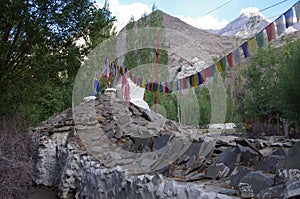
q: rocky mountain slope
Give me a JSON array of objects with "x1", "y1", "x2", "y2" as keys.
[
  {"x1": 213, "y1": 11, "x2": 270, "y2": 38},
  {"x1": 118, "y1": 10, "x2": 241, "y2": 80}
]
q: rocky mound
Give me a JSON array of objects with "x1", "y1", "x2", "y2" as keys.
[{"x1": 32, "y1": 90, "x2": 300, "y2": 198}]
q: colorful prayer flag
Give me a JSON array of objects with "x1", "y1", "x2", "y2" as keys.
[
  {"x1": 265, "y1": 22, "x2": 276, "y2": 42},
  {"x1": 159, "y1": 82, "x2": 163, "y2": 92},
  {"x1": 142, "y1": 79, "x2": 146, "y2": 88},
  {"x1": 149, "y1": 81, "x2": 153, "y2": 91},
  {"x1": 201, "y1": 67, "x2": 211, "y2": 82},
  {"x1": 178, "y1": 79, "x2": 182, "y2": 90},
  {"x1": 241, "y1": 42, "x2": 250, "y2": 58},
  {"x1": 93, "y1": 79, "x2": 101, "y2": 96},
  {"x1": 284, "y1": 7, "x2": 294, "y2": 28},
  {"x1": 216, "y1": 60, "x2": 223, "y2": 73},
  {"x1": 248, "y1": 37, "x2": 258, "y2": 56},
  {"x1": 295, "y1": 1, "x2": 300, "y2": 22},
  {"x1": 192, "y1": 74, "x2": 198, "y2": 87},
  {"x1": 197, "y1": 72, "x2": 203, "y2": 85},
  {"x1": 210, "y1": 64, "x2": 216, "y2": 77},
  {"x1": 226, "y1": 53, "x2": 234, "y2": 68},
  {"x1": 255, "y1": 30, "x2": 266, "y2": 48},
  {"x1": 165, "y1": 82, "x2": 170, "y2": 93},
  {"x1": 182, "y1": 77, "x2": 187, "y2": 89},
  {"x1": 188, "y1": 75, "x2": 193, "y2": 87},
  {"x1": 275, "y1": 15, "x2": 286, "y2": 37},
  {"x1": 232, "y1": 48, "x2": 242, "y2": 65},
  {"x1": 221, "y1": 57, "x2": 228, "y2": 72}
]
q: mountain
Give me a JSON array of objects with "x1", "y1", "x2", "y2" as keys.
[
  {"x1": 118, "y1": 10, "x2": 241, "y2": 79},
  {"x1": 214, "y1": 11, "x2": 270, "y2": 38}
]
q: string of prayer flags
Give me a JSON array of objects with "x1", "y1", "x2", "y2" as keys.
[
  {"x1": 295, "y1": 1, "x2": 300, "y2": 22},
  {"x1": 275, "y1": 15, "x2": 286, "y2": 37},
  {"x1": 97, "y1": 1, "x2": 300, "y2": 96},
  {"x1": 284, "y1": 7, "x2": 295, "y2": 28}
]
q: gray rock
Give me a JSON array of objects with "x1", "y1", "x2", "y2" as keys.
[
  {"x1": 277, "y1": 169, "x2": 300, "y2": 199},
  {"x1": 284, "y1": 141, "x2": 300, "y2": 169},
  {"x1": 238, "y1": 182, "x2": 254, "y2": 198},
  {"x1": 216, "y1": 147, "x2": 239, "y2": 172},
  {"x1": 229, "y1": 166, "x2": 251, "y2": 187},
  {"x1": 256, "y1": 184, "x2": 284, "y2": 199},
  {"x1": 240, "y1": 171, "x2": 274, "y2": 195},
  {"x1": 285, "y1": 180, "x2": 300, "y2": 199},
  {"x1": 218, "y1": 189, "x2": 239, "y2": 197},
  {"x1": 237, "y1": 144, "x2": 259, "y2": 166},
  {"x1": 255, "y1": 155, "x2": 286, "y2": 174},
  {"x1": 153, "y1": 134, "x2": 171, "y2": 150},
  {"x1": 185, "y1": 172, "x2": 205, "y2": 181},
  {"x1": 206, "y1": 163, "x2": 230, "y2": 179}
]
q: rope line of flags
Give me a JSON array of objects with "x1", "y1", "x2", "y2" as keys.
[{"x1": 94, "y1": 1, "x2": 300, "y2": 97}]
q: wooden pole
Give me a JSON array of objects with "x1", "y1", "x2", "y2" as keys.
[{"x1": 154, "y1": 28, "x2": 160, "y2": 113}]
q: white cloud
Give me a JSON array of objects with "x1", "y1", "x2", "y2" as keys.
[
  {"x1": 240, "y1": 7, "x2": 260, "y2": 15},
  {"x1": 177, "y1": 15, "x2": 228, "y2": 30},
  {"x1": 98, "y1": 0, "x2": 228, "y2": 31},
  {"x1": 98, "y1": 0, "x2": 151, "y2": 32}
]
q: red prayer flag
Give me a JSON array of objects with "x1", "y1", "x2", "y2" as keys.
[
  {"x1": 200, "y1": 67, "x2": 211, "y2": 82},
  {"x1": 182, "y1": 77, "x2": 187, "y2": 89},
  {"x1": 265, "y1": 22, "x2": 276, "y2": 42},
  {"x1": 226, "y1": 53, "x2": 234, "y2": 68}
]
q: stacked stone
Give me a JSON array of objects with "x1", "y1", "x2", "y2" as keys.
[{"x1": 31, "y1": 90, "x2": 300, "y2": 199}]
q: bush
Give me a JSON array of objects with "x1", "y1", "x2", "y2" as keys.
[{"x1": 0, "y1": 117, "x2": 33, "y2": 198}]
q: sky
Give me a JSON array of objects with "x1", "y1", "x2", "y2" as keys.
[{"x1": 97, "y1": 0, "x2": 299, "y2": 32}]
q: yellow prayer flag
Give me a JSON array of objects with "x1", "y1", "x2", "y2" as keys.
[
  {"x1": 248, "y1": 37, "x2": 258, "y2": 55},
  {"x1": 216, "y1": 61, "x2": 223, "y2": 73}
]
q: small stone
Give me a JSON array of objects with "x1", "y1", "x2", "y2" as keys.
[
  {"x1": 114, "y1": 130, "x2": 124, "y2": 139},
  {"x1": 238, "y1": 182, "x2": 254, "y2": 198}
]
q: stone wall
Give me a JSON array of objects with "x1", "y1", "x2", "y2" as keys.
[{"x1": 31, "y1": 90, "x2": 300, "y2": 199}]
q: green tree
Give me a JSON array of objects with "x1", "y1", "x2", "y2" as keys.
[
  {"x1": 277, "y1": 38, "x2": 300, "y2": 123},
  {"x1": 0, "y1": 0, "x2": 115, "y2": 124},
  {"x1": 195, "y1": 86, "x2": 211, "y2": 127},
  {"x1": 243, "y1": 45, "x2": 283, "y2": 124}
]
